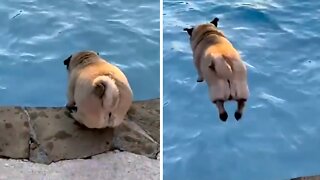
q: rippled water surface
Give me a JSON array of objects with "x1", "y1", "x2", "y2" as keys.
[
  {"x1": 0, "y1": 0, "x2": 159, "y2": 106},
  {"x1": 164, "y1": 1, "x2": 320, "y2": 179}
]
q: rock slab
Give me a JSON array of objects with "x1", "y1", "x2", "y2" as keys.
[
  {"x1": 292, "y1": 176, "x2": 320, "y2": 180},
  {"x1": 26, "y1": 107, "x2": 114, "y2": 164},
  {"x1": 0, "y1": 151, "x2": 159, "y2": 180},
  {"x1": 0, "y1": 107, "x2": 29, "y2": 159},
  {"x1": 0, "y1": 99, "x2": 159, "y2": 164},
  {"x1": 127, "y1": 99, "x2": 160, "y2": 143}
]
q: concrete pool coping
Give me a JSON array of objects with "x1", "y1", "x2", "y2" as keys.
[
  {"x1": 291, "y1": 175, "x2": 320, "y2": 180},
  {"x1": 0, "y1": 98, "x2": 160, "y2": 165},
  {"x1": 0, "y1": 151, "x2": 159, "y2": 180}
]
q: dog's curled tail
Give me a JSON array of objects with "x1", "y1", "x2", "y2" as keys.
[
  {"x1": 209, "y1": 55, "x2": 233, "y2": 79},
  {"x1": 93, "y1": 75, "x2": 119, "y2": 109}
]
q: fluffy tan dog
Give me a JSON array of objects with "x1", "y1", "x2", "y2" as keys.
[
  {"x1": 184, "y1": 18, "x2": 249, "y2": 121},
  {"x1": 63, "y1": 51, "x2": 133, "y2": 128}
]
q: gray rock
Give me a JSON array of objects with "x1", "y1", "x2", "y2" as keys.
[
  {"x1": 0, "y1": 107, "x2": 29, "y2": 159},
  {"x1": 127, "y1": 98, "x2": 160, "y2": 143},
  {"x1": 112, "y1": 119, "x2": 159, "y2": 159},
  {"x1": 25, "y1": 107, "x2": 114, "y2": 164},
  {"x1": 291, "y1": 176, "x2": 320, "y2": 180},
  {"x1": 0, "y1": 99, "x2": 159, "y2": 164},
  {"x1": 0, "y1": 151, "x2": 160, "y2": 180}
]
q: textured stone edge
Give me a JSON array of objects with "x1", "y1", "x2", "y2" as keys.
[
  {"x1": 291, "y1": 175, "x2": 320, "y2": 180},
  {"x1": 0, "y1": 151, "x2": 160, "y2": 180},
  {"x1": 0, "y1": 99, "x2": 160, "y2": 164},
  {"x1": 127, "y1": 98, "x2": 160, "y2": 144}
]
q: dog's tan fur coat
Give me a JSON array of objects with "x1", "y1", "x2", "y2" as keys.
[
  {"x1": 186, "y1": 20, "x2": 249, "y2": 121},
  {"x1": 190, "y1": 24, "x2": 249, "y2": 102},
  {"x1": 65, "y1": 51, "x2": 133, "y2": 128}
]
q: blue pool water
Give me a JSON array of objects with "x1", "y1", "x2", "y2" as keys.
[
  {"x1": 164, "y1": 1, "x2": 320, "y2": 180},
  {"x1": 0, "y1": 0, "x2": 159, "y2": 107}
]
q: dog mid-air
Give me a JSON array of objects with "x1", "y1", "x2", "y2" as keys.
[
  {"x1": 63, "y1": 51, "x2": 133, "y2": 128},
  {"x1": 184, "y1": 18, "x2": 249, "y2": 121}
]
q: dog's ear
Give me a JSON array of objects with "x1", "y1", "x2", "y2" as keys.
[
  {"x1": 210, "y1": 17, "x2": 219, "y2": 27},
  {"x1": 63, "y1": 55, "x2": 72, "y2": 69},
  {"x1": 183, "y1": 27, "x2": 194, "y2": 36}
]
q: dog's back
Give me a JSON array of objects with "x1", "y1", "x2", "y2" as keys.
[
  {"x1": 184, "y1": 18, "x2": 249, "y2": 121},
  {"x1": 201, "y1": 39, "x2": 248, "y2": 101},
  {"x1": 73, "y1": 60, "x2": 133, "y2": 128}
]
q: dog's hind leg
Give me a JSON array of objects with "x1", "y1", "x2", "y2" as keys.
[
  {"x1": 234, "y1": 99, "x2": 246, "y2": 120},
  {"x1": 230, "y1": 61, "x2": 249, "y2": 100},
  {"x1": 193, "y1": 55, "x2": 204, "y2": 82},
  {"x1": 215, "y1": 100, "x2": 228, "y2": 121},
  {"x1": 208, "y1": 79, "x2": 230, "y2": 121}
]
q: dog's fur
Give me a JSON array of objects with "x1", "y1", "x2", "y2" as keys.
[
  {"x1": 64, "y1": 51, "x2": 133, "y2": 128},
  {"x1": 184, "y1": 18, "x2": 249, "y2": 121}
]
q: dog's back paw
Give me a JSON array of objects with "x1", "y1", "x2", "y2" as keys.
[
  {"x1": 219, "y1": 112, "x2": 228, "y2": 121},
  {"x1": 234, "y1": 111, "x2": 242, "y2": 120}
]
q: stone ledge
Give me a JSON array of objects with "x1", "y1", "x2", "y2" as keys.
[
  {"x1": 0, "y1": 98, "x2": 159, "y2": 164},
  {"x1": 0, "y1": 151, "x2": 160, "y2": 180},
  {"x1": 291, "y1": 175, "x2": 320, "y2": 180}
]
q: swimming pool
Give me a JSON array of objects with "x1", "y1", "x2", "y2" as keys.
[
  {"x1": 164, "y1": 0, "x2": 320, "y2": 179},
  {"x1": 0, "y1": 0, "x2": 160, "y2": 107}
]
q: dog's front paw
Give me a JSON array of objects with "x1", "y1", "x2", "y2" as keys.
[
  {"x1": 197, "y1": 77, "x2": 204, "y2": 82},
  {"x1": 66, "y1": 103, "x2": 77, "y2": 112}
]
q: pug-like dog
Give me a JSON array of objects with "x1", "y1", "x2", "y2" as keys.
[
  {"x1": 184, "y1": 18, "x2": 249, "y2": 121},
  {"x1": 63, "y1": 51, "x2": 133, "y2": 128}
]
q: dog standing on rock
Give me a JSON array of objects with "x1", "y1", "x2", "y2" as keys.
[
  {"x1": 184, "y1": 18, "x2": 249, "y2": 121},
  {"x1": 64, "y1": 51, "x2": 133, "y2": 128}
]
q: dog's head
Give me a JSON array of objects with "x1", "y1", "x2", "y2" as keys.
[
  {"x1": 63, "y1": 51, "x2": 100, "y2": 71},
  {"x1": 183, "y1": 17, "x2": 219, "y2": 37}
]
